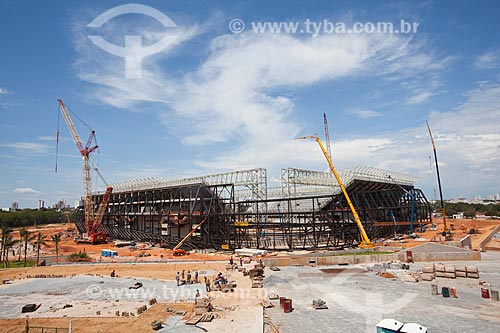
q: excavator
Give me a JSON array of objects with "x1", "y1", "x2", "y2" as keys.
[
  {"x1": 296, "y1": 134, "x2": 374, "y2": 248},
  {"x1": 57, "y1": 99, "x2": 112, "y2": 244}
]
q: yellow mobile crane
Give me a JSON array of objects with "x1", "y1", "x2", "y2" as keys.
[
  {"x1": 297, "y1": 135, "x2": 374, "y2": 248},
  {"x1": 172, "y1": 217, "x2": 208, "y2": 256}
]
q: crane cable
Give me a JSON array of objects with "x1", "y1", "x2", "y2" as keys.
[
  {"x1": 55, "y1": 107, "x2": 60, "y2": 173},
  {"x1": 55, "y1": 103, "x2": 100, "y2": 174}
]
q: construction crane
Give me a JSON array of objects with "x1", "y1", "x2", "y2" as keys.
[
  {"x1": 57, "y1": 99, "x2": 111, "y2": 243},
  {"x1": 426, "y1": 121, "x2": 450, "y2": 237},
  {"x1": 323, "y1": 113, "x2": 333, "y2": 162},
  {"x1": 296, "y1": 134, "x2": 374, "y2": 248}
]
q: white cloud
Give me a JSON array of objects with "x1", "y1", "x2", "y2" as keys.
[
  {"x1": 37, "y1": 136, "x2": 56, "y2": 141},
  {"x1": 38, "y1": 135, "x2": 72, "y2": 143},
  {"x1": 405, "y1": 91, "x2": 435, "y2": 105},
  {"x1": 348, "y1": 109, "x2": 383, "y2": 119},
  {"x1": 364, "y1": 83, "x2": 500, "y2": 197},
  {"x1": 13, "y1": 187, "x2": 40, "y2": 194},
  {"x1": 474, "y1": 51, "x2": 498, "y2": 69},
  {"x1": 75, "y1": 16, "x2": 457, "y2": 191},
  {"x1": 0, "y1": 87, "x2": 12, "y2": 94},
  {"x1": 1, "y1": 142, "x2": 51, "y2": 153}
]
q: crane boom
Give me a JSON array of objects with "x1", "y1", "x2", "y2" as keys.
[
  {"x1": 426, "y1": 121, "x2": 448, "y2": 235},
  {"x1": 173, "y1": 217, "x2": 208, "y2": 251},
  {"x1": 297, "y1": 135, "x2": 373, "y2": 248},
  {"x1": 323, "y1": 113, "x2": 332, "y2": 162}
]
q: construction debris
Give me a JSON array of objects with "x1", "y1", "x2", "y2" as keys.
[
  {"x1": 129, "y1": 282, "x2": 143, "y2": 289},
  {"x1": 312, "y1": 299, "x2": 328, "y2": 310},
  {"x1": 136, "y1": 305, "x2": 147, "y2": 315},
  {"x1": 398, "y1": 271, "x2": 421, "y2": 283},
  {"x1": 21, "y1": 304, "x2": 41, "y2": 313},
  {"x1": 194, "y1": 296, "x2": 214, "y2": 315},
  {"x1": 252, "y1": 281, "x2": 264, "y2": 288},
  {"x1": 379, "y1": 272, "x2": 396, "y2": 279},
  {"x1": 248, "y1": 267, "x2": 265, "y2": 279},
  {"x1": 261, "y1": 301, "x2": 275, "y2": 308},
  {"x1": 151, "y1": 320, "x2": 163, "y2": 330},
  {"x1": 186, "y1": 314, "x2": 202, "y2": 325},
  {"x1": 269, "y1": 293, "x2": 279, "y2": 300},
  {"x1": 199, "y1": 313, "x2": 216, "y2": 322}
]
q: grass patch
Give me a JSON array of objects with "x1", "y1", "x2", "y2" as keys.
[
  {"x1": 68, "y1": 251, "x2": 92, "y2": 262},
  {"x1": 329, "y1": 251, "x2": 395, "y2": 257},
  {"x1": 2, "y1": 260, "x2": 35, "y2": 268}
]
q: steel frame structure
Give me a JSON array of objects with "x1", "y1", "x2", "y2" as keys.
[
  {"x1": 78, "y1": 183, "x2": 236, "y2": 249},
  {"x1": 80, "y1": 167, "x2": 432, "y2": 250}
]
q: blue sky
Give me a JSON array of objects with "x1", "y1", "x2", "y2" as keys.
[{"x1": 1, "y1": 0, "x2": 500, "y2": 208}]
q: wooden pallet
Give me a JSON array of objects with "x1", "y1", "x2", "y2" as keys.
[{"x1": 186, "y1": 315, "x2": 203, "y2": 325}]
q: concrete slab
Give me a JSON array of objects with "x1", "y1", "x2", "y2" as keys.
[
  {"x1": 264, "y1": 251, "x2": 500, "y2": 333},
  {"x1": 0, "y1": 276, "x2": 203, "y2": 318}
]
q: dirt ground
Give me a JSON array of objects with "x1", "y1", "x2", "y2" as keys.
[
  {"x1": 381, "y1": 218, "x2": 500, "y2": 250},
  {"x1": 0, "y1": 261, "x2": 262, "y2": 333},
  {"x1": 6, "y1": 223, "x2": 228, "y2": 263},
  {"x1": 0, "y1": 261, "x2": 227, "y2": 281},
  {"x1": 0, "y1": 302, "x2": 194, "y2": 333}
]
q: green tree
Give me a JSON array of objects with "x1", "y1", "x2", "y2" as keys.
[
  {"x1": 51, "y1": 233, "x2": 62, "y2": 262},
  {"x1": 0, "y1": 210, "x2": 65, "y2": 228},
  {"x1": 0, "y1": 221, "x2": 12, "y2": 267},
  {"x1": 2, "y1": 235, "x2": 18, "y2": 267},
  {"x1": 33, "y1": 232, "x2": 48, "y2": 266},
  {"x1": 20, "y1": 229, "x2": 36, "y2": 267}
]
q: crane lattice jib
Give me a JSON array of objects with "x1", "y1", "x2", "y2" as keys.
[
  {"x1": 57, "y1": 99, "x2": 98, "y2": 236},
  {"x1": 93, "y1": 186, "x2": 112, "y2": 234}
]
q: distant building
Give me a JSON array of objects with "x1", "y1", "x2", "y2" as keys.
[
  {"x1": 52, "y1": 198, "x2": 66, "y2": 210},
  {"x1": 10, "y1": 202, "x2": 19, "y2": 211},
  {"x1": 38, "y1": 200, "x2": 45, "y2": 209},
  {"x1": 449, "y1": 197, "x2": 468, "y2": 203}
]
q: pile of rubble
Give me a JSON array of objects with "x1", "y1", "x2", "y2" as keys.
[
  {"x1": 242, "y1": 265, "x2": 265, "y2": 288},
  {"x1": 370, "y1": 261, "x2": 410, "y2": 271},
  {"x1": 185, "y1": 296, "x2": 216, "y2": 325},
  {"x1": 312, "y1": 299, "x2": 328, "y2": 310}
]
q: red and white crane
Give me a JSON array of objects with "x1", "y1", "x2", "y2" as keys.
[{"x1": 57, "y1": 99, "x2": 111, "y2": 243}]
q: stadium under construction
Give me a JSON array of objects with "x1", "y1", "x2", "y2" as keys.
[{"x1": 74, "y1": 166, "x2": 432, "y2": 251}]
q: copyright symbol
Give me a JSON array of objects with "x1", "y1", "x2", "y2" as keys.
[
  {"x1": 86, "y1": 285, "x2": 102, "y2": 299},
  {"x1": 229, "y1": 18, "x2": 245, "y2": 33}
]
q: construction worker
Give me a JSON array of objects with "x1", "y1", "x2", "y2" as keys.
[
  {"x1": 239, "y1": 257, "x2": 243, "y2": 267},
  {"x1": 194, "y1": 270, "x2": 199, "y2": 283},
  {"x1": 205, "y1": 277, "x2": 211, "y2": 292},
  {"x1": 181, "y1": 270, "x2": 185, "y2": 280},
  {"x1": 110, "y1": 270, "x2": 116, "y2": 278},
  {"x1": 195, "y1": 289, "x2": 200, "y2": 298},
  {"x1": 175, "y1": 271, "x2": 180, "y2": 286},
  {"x1": 187, "y1": 270, "x2": 192, "y2": 284},
  {"x1": 229, "y1": 256, "x2": 234, "y2": 265}
]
